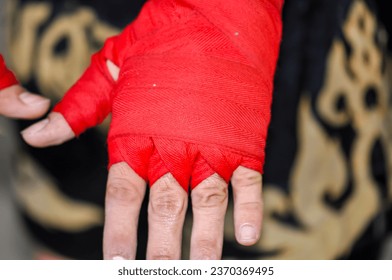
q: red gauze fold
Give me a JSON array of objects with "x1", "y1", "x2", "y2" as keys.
[
  {"x1": 0, "y1": 54, "x2": 18, "y2": 90},
  {"x1": 53, "y1": 0, "x2": 284, "y2": 191}
]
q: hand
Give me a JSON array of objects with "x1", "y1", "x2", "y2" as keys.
[
  {"x1": 22, "y1": 60, "x2": 263, "y2": 259},
  {"x1": 0, "y1": 54, "x2": 50, "y2": 119},
  {"x1": 0, "y1": 85, "x2": 50, "y2": 119},
  {"x1": 22, "y1": 0, "x2": 283, "y2": 259}
]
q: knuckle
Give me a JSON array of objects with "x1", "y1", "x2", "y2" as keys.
[
  {"x1": 150, "y1": 186, "x2": 186, "y2": 219},
  {"x1": 106, "y1": 177, "x2": 142, "y2": 204},
  {"x1": 192, "y1": 182, "x2": 228, "y2": 209},
  {"x1": 238, "y1": 200, "x2": 263, "y2": 213},
  {"x1": 232, "y1": 168, "x2": 262, "y2": 190},
  {"x1": 193, "y1": 240, "x2": 220, "y2": 260}
]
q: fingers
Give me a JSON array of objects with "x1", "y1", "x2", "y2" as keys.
[
  {"x1": 147, "y1": 173, "x2": 188, "y2": 260},
  {"x1": 103, "y1": 160, "x2": 260, "y2": 260},
  {"x1": 21, "y1": 112, "x2": 75, "y2": 147},
  {"x1": 103, "y1": 162, "x2": 146, "y2": 260},
  {"x1": 0, "y1": 85, "x2": 50, "y2": 119},
  {"x1": 190, "y1": 174, "x2": 228, "y2": 259},
  {"x1": 107, "y1": 132, "x2": 262, "y2": 260},
  {"x1": 231, "y1": 166, "x2": 263, "y2": 246},
  {"x1": 20, "y1": 59, "x2": 118, "y2": 147}
]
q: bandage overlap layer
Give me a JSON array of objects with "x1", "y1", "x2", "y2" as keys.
[{"x1": 53, "y1": 0, "x2": 283, "y2": 190}]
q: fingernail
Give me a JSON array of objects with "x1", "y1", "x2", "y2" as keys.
[
  {"x1": 19, "y1": 92, "x2": 49, "y2": 106},
  {"x1": 112, "y1": 256, "x2": 126, "y2": 260},
  {"x1": 240, "y1": 224, "x2": 257, "y2": 242},
  {"x1": 21, "y1": 119, "x2": 49, "y2": 135}
]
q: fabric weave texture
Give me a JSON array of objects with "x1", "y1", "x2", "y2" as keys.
[{"x1": 53, "y1": 0, "x2": 283, "y2": 190}]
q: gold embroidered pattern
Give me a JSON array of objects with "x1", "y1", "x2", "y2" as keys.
[{"x1": 224, "y1": 0, "x2": 390, "y2": 259}]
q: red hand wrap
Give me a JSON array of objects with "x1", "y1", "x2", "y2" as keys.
[
  {"x1": 53, "y1": 0, "x2": 283, "y2": 191},
  {"x1": 0, "y1": 54, "x2": 18, "y2": 90}
]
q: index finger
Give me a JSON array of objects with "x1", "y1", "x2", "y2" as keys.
[{"x1": 103, "y1": 162, "x2": 146, "y2": 260}]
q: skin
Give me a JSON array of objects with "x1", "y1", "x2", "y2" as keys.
[
  {"x1": 16, "y1": 61, "x2": 264, "y2": 260},
  {"x1": 0, "y1": 85, "x2": 50, "y2": 119}
]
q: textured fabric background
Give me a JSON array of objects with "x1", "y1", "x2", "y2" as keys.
[
  {"x1": 1, "y1": 0, "x2": 392, "y2": 260},
  {"x1": 0, "y1": 0, "x2": 34, "y2": 259}
]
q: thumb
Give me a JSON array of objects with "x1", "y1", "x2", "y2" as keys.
[
  {"x1": 22, "y1": 60, "x2": 119, "y2": 148},
  {"x1": 0, "y1": 85, "x2": 50, "y2": 119},
  {"x1": 21, "y1": 112, "x2": 75, "y2": 147}
]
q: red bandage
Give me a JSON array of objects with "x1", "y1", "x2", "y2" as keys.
[
  {"x1": 54, "y1": 0, "x2": 283, "y2": 191},
  {"x1": 0, "y1": 54, "x2": 18, "y2": 90}
]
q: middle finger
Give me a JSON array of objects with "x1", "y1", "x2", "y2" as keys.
[{"x1": 147, "y1": 173, "x2": 188, "y2": 259}]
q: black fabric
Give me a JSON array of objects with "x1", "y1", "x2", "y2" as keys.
[{"x1": 7, "y1": 0, "x2": 392, "y2": 259}]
